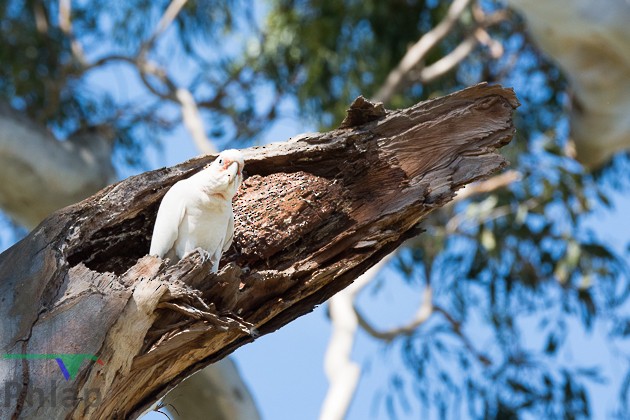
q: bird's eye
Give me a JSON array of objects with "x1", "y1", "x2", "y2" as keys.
[{"x1": 218, "y1": 158, "x2": 223, "y2": 164}]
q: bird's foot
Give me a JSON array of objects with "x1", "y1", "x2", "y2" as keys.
[{"x1": 192, "y1": 247, "x2": 211, "y2": 264}]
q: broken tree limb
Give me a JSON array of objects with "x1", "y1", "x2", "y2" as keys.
[{"x1": 0, "y1": 83, "x2": 518, "y2": 419}]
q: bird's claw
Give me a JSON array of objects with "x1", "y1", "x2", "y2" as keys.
[{"x1": 193, "y1": 247, "x2": 211, "y2": 263}]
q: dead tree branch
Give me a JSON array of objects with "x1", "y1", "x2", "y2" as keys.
[{"x1": 0, "y1": 83, "x2": 518, "y2": 419}]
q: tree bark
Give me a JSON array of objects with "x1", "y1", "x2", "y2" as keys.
[
  {"x1": 0, "y1": 83, "x2": 518, "y2": 419},
  {"x1": 0, "y1": 103, "x2": 258, "y2": 420}
]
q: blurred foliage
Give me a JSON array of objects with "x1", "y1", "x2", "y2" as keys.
[
  {"x1": 387, "y1": 137, "x2": 630, "y2": 418},
  {"x1": 262, "y1": 0, "x2": 476, "y2": 125},
  {"x1": 1, "y1": 0, "x2": 630, "y2": 418},
  {"x1": 0, "y1": 0, "x2": 269, "y2": 167}
]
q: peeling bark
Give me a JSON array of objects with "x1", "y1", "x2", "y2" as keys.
[{"x1": 0, "y1": 83, "x2": 518, "y2": 419}]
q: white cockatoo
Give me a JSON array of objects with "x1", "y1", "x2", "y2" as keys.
[{"x1": 150, "y1": 149, "x2": 244, "y2": 272}]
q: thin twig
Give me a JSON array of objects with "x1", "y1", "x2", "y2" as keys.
[
  {"x1": 454, "y1": 170, "x2": 521, "y2": 202},
  {"x1": 471, "y1": 2, "x2": 505, "y2": 58},
  {"x1": 373, "y1": 0, "x2": 472, "y2": 103},
  {"x1": 136, "y1": 60, "x2": 178, "y2": 100},
  {"x1": 176, "y1": 88, "x2": 217, "y2": 154},
  {"x1": 33, "y1": 3, "x2": 48, "y2": 33},
  {"x1": 354, "y1": 286, "x2": 433, "y2": 342},
  {"x1": 474, "y1": 27, "x2": 504, "y2": 59},
  {"x1": 143, "y1": 0, "x2": 189, "y2": 53},
  {"x1": 433, "y1": 305, "x2": 491, "y2": 365},
  {"x1": 58, "y1": 0, "x2": 87, "y2": 65},
  {"x1": 445, "y1": 196, "x2": 537, "y2": 234},
  {"x1": 417, "y1": 34, "x2": 478, "y2": 83}
]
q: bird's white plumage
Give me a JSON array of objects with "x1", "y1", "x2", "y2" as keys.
[{"x1": 150, "y1": 149, "x2": 244, "y2": 272}]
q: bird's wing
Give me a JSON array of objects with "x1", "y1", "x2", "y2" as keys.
[
  {"x1": 222, "y1": 213, "x2": 235, "y2": 253},
  {"x1": 149, "y1": 183, "x2": 187, "y2": 258}
]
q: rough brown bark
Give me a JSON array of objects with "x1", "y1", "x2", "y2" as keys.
[{"x1": 0, "y1": 83, "x2": 518, "y2": 419}]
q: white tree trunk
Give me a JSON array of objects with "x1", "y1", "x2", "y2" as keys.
[
  {"x1": 507, "y1": 0, "x2": 630, "y2": 168},
  {"x1": 161, "y1": 359, "x2": 260, "y2": 420},
  {"x1": 0, "y1": 104, "x2": 116, "y2": 228}
]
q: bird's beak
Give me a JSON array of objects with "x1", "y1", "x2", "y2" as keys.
[{"x1": 226, "y1": 161, "x2": 239, "y2": 181}]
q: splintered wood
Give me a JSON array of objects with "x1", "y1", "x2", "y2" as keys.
[{"x1": 0, "y1": 83, "x2": 518, "y2": 419}]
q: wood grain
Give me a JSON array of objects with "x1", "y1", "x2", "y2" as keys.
[{"x1": 0, "y1": 83, "x2": 518, "y2": 419}]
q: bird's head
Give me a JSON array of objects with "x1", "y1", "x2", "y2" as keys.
[{"x1": 201, "y1": 149, "x2": 245, "y2": 197}]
